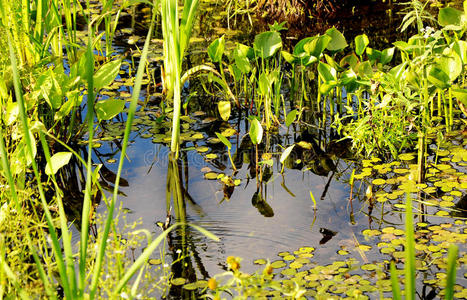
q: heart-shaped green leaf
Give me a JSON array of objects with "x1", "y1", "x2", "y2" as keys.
[
  {"x1": 254, "y1": 31, "x2": 282, "y2": 59},
  {"x1": 325, "y1": 27, "x2": 347, "y2": 51}
]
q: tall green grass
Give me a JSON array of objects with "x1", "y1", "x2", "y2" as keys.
[
  {"x1": 2, "y1": 0, "x2": 217, "y2": 297},
  {"x1": 161, "y1": 0, "x2": 199, "y2": 158}
]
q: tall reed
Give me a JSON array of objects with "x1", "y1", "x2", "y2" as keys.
[{"x1": 161, "y1": 0, "x2": 199, "y2": 158}]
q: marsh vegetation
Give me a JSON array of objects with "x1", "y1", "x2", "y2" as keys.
[{"x1": 0, "y1": 0, "x2": 466, "y2": 298}]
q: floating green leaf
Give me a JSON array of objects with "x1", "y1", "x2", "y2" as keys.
[
  {"x1": 171, "y1": 278, "x2": 187, "y2": 286},
  {"x1": 183, "y1": 280, "x2": 207, "y2": 290}
]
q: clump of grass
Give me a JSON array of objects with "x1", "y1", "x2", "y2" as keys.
[{"x1": 0, "y1": 0, "x2": 218, "y2": 297}]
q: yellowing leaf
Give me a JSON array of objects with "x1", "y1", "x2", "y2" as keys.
[{"x1": 218, "y1": 100, "x2": 231, "y2": 121}]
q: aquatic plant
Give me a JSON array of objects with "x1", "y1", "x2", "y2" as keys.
[
  {"x1": 390, "y1": 194, "x2": 459, "y2": 300},
  {"x1": 160, "y1": 0, "x2": 199, "y2": 158},
  {"x1": 333, "y1": 2, "x2": 466, "y2": 160}
]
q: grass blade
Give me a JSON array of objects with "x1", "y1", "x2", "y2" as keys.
[
  {"x1": 79, "y1": 29, "x2": 96, "y2": 295},
  {"x1": 405, "y1": 193, "x2": 416, "y2": 300},
  {"x1": 445, "y1": 244, "x2": 458, "y2": 300},
  {"x1": 390, "y1": 261, "x2": 402, "y2": 300},
  {"x1": 89, "y1": 3, "x2": 157, "y2": 297}
]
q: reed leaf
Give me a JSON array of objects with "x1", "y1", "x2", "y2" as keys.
[
  {"x1": 390, "y1": 261, "x2": 402, "y2": 300},
  {"x1": 445, "y1": 244, "x2": 458, "y2": 300},
  {"x1": 79, "y1": 30, "x2": 96, "y2": 295},
  {"x1": 405, "y1": 193, "x2": 416, "y2": 300}
]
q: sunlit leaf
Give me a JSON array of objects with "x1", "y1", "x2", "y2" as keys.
[
  {"x1": 249, "y1": 118, "x2": 263, "y2": 145},
  {"x1": 95, "y1": 98, "x2": 125, "y2": 121},
  {"x1": 45, "y1": 152, "x2": 72, "y2": 175},
  {"x1": 254, "y1": 31, "x2": 282, "y2": 59},
  {"x1": 218, "y1": 100, "x2": 231, "y2": 121},
  {"x1": 355, "y1": 34, "x2": 369, "y2": 56},
  {"x1": 215, "y1": 132, "x2": 231, "y2": 149},
  {"x1": 285, "y1": 109, "x2": 297, "y2": 127},
  {"x1": 93, "y1": 59, "x2": 122, "y2": 91},
  {"x1": 280, "y1": 145, "x2": 295, "y2": 164},
  {"x1": 325, "y1": 27, "x2": 347, "y2": 51},
  {"x1": 438, "y1": 7, "x2": 463, "y2": 27},
  {"x1": 208, "y1": 35, "x2": 225, "y2": 63}
]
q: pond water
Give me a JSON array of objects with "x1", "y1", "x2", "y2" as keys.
[{"x1": 89, "y1": 98, "x2": 467, "y2": 299}]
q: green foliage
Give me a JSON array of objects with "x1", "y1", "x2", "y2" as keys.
[
  {"x1": 0, "y1": 1, "x2": 219, "y2": 298},
  {"x1": 208, "y1": 35, "x2": 225, "y2": 63},
  {"x1": 354, "y1": 34, "x2": 369, "y2": 56},
  {"x1": 254, "y1": 31, "x2": 282, "y2": 59},
  {"x1": 45, "y1": 152, "x2": 73, "y2": 175},
  {"x1": 249, "y1": 118, "x2": 263, "y2": 145},
  {"x1": 95, "y1": 99, "x2": 125, "y2": 121},
  {"x1": 93, "y1": 59, "x2": 122, "y2": 91}
]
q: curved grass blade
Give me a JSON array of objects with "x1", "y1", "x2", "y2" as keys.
[{"x1": 89, "y1": 3, "x2": 157, "y2": 297}]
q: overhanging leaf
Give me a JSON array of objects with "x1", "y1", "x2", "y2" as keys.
[
  {"x1": 95, "y1": 98, "x2": 125, "y2": 121},
  {"x1": 45, "y1": 152, "x2": 72, "y2": 175},
  {"x1": 93, "y1": 59, "x2": 122, "y2": 91}
]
